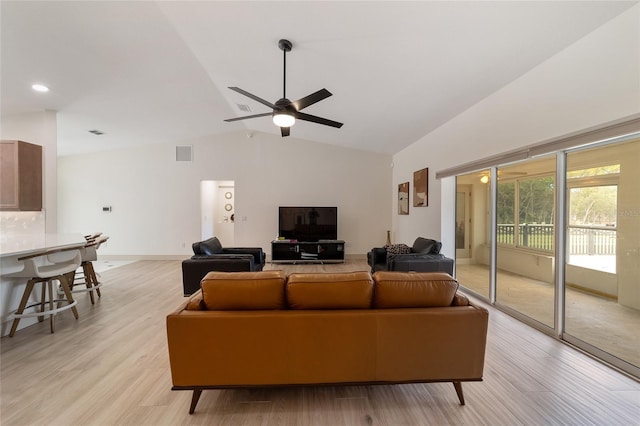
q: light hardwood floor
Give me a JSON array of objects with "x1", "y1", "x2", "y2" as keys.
[
  {"x1": 1, "y1": 260, "x2": 639, "y2": 425},
  {"x1": 456, "y1": 263, "x2": 640, "y2": 367}
]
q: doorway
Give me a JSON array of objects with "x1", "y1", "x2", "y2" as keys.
[{"x1": 200, "y1": 180, "x2": 235, "y2": 245}]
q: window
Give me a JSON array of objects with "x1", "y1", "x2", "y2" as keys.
[
  {"x1": 518, "y1": 176, "x2": 554, "y2": 251},
  {"x1": 567, "y1": 165, "x2": 619, "y2": 273},
  {"x1": 496, "y1": 172, "x2": 555, "y2": 252}
]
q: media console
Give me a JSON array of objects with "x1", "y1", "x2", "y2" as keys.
[{"x1": 271, "y1": 240, "x2": 345, "y2": 264}]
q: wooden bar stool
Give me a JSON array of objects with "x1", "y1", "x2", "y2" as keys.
[
  {"x1": 7, "y1": 247, "x2": 82, "y2": 337},
  {"x1": 69, "y1": 235, "x2": 109, "y2": 304}
]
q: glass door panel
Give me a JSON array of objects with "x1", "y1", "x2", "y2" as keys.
[
  {"x1": 565, "y1": 138, "x2": 640, "y2": 369},
  {"x1": 495, "y1": 156, "x2": 556, "y2": 328},
  {"x1": 455, "y1": 171, "x2": 491, "y2": 299}
]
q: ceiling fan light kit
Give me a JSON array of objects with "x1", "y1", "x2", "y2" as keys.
[
  {"x1": 224, "y1": 39, "x2": 343, "y2": 137},
  {"x1": 273, "y1": 112, "x2": 295, "y2": 127}
]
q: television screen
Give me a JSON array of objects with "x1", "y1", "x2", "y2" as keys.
[{"x1": 278, "y1": 207, "x2": 337, "y2": 242}]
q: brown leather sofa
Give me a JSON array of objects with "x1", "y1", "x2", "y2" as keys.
[{"x1": 166, "y1": 270, "x2": 488, "y2": 414}]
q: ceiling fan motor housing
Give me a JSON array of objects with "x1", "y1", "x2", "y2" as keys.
[{"x1": 274, "y1": 98, "x2": 294, "y2": 112}]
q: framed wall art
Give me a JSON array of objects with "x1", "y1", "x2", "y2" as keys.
[
  {"x1": 398, "y1": 182, "x2": 409, "y2": 215},
  {"x1": 413, "y1": 168, "x2": 428, "y2": 207}
]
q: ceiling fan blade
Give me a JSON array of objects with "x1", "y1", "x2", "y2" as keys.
[
  {"x1": 292, "y1": 88, "x2": 332, "y2": 111},
  {"x1": 281, "y1": 126, "x2": 290, "y2": 137},
  {"x1": 228, "y1": 87, "x2": 277, "y2": 109},
  {"x1": 296, "y1": 112, "x2": 343, "y2": 128},
  {"x1": 224, "y1": 112, "x2": 272, "y2": 122}
]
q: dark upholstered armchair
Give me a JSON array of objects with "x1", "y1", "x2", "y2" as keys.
[
  {"x1": 367, "y1": 237, "x2": 454, "y2": 274},
  {"x1": 181, "y1": 237, "x2": 265, "y2": 296}
]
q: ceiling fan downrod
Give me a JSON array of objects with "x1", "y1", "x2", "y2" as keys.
[{"x1": 279, "y1": 39, "x2": 292, "y2": 100}]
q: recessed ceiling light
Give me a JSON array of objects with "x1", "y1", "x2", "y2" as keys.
[{"x1": 32, "y1": 84, "x2": 49, "y2": 92}]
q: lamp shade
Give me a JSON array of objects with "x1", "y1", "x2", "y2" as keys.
[{"x1": 273, "y1": 112, "x2": 295, "y2": 127}]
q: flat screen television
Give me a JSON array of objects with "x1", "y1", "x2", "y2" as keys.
[{"x1": 278, "y1": 206, "x2": 337, "y2": 242}]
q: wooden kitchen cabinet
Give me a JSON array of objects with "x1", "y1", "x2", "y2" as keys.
[{"x1": 0, "y1": 140, "x2": 42, "y2": 211}]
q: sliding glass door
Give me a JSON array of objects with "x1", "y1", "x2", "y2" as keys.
[
  {"x1": 455, "y1": 170, "x2": 491, "y2": 299},
  {"x1": 450, "y1": 132, "x2": 639, "y2": 376},
  {"x1": 495, "y1": 157, "x2": 557, "y2": 328},
  {"x1": 564, "y1": 138, "x2": 640, "y2": 371}
]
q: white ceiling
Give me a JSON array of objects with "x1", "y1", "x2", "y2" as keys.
[{"x1": 1, "y1": 1, "x2": 636, "y2": 157}]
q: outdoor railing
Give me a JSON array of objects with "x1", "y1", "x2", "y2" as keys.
[
  {"x1": 567, "y1": 225, "x2": 616, "y2": 255},
  {"x1": 496, "y1": 224, "x2": 616, "y2": 254}
]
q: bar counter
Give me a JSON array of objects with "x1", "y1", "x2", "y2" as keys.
[
  {"x1": 0, "y1": 233, "x2": 85, "y2": 258},
  {"x1": 0, "y1": 233, "x2": 86, "y2": 336}
]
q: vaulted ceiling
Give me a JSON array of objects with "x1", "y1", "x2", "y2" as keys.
[{"x1": 1, "y1": 1, "x2": 635, "y2": 156}]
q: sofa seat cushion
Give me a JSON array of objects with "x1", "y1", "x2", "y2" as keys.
[
  {"x1": 201, "y1": 270, "x2": 287, "y2": 310},
  {"x1": 286, "y1": 272, "x2": 373, "y2": 309},
  {"x1": 372, "y1": 271, "x2": 459, "y2": 308}
]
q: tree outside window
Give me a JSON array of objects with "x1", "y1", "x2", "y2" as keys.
[{"x1": 497, "y1": 176, "x2": 555, "y2": 251}]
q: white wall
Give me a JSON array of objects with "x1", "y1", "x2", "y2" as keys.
[
  {"x1": 392, "y1": 4, "x2": 640, "y2": 255},
  {"x1": 1, "y1": 110, "x2": 58, "y2": 233},
  {"x1": 57, "y1": 131, "x2": 392, "y2": 258}
]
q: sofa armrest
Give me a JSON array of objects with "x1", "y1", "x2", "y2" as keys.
[
  {"x1": 191, "y1": 253, "x2": 249, "y2": 260},
  {"x1": 452, "y1": 292, "x2": 470, "y2": 306},
  {"x1": 222, "y1": 247, "x2": 265, "y2": 268},
  {"x1": 181, "y1": 256, "x2": 255, "y2": 296},
  {"x1": 185, "y1": 290, "x2": 205, "y2": 310},
  {"x1": 367, "y1": 247, "x2": 387, "y2": 267}
]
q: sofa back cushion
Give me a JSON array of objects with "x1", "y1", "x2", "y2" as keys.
[
  {"x1": 287, "y1": 272, "x2": 373, "y2": 309},
  {"x1": 201, "y1": 270, "x2": 286, "y2": 310},
  {"x1": 411, "y1": 237, "x2": 442, "y2": 254},
  {"x1": 197, "y1": 237, "x2": 224, "y2": 255},
  {"x1": 372, "y1": 271, "x2": 459, "y2": 308}
]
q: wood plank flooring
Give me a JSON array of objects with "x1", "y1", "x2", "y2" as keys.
[
  {"x1": 457, "y1": 263, "x2": 640, "y2": 367},
  {"x1": 1, "y1": 260, "x2": 638, "y2": 425}
]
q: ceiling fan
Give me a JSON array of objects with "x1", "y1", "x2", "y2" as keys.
[{"x1": 224, "y1": 39, "x2": 343, "y2": 137}]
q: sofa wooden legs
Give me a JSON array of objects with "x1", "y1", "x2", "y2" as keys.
[
  {"x1": 183, "y1": 383, "x2": 467, "y2": 414},
  {"x1": 452, "y1": 381, "x2": 465, "y2": 405},
  {"x1": 189, "y1": 389, "x2": 202, "y2": 414}
]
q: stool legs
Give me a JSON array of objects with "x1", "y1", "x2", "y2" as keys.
[
  {"x1": 88, "y1": 263, "x2": 101, "y2": 298},
  {"x1": 58, "y1": 274, "x2": 79, "y2": 320},
  {"x1": 9, "y1": 279, "x2": 37, "y2": 337},
  {"x1": 72, "y1": 262, "x2": 101, "y2": 304},
  {"x1": 48, "y1": 280, "x2": 56, "y2": 333},
  {"x1": 39, "y1": 280, "x2": 47, "y2": 322},
  {"x1": 9, "y1": 275, "x2": 79, "y2": 337}
]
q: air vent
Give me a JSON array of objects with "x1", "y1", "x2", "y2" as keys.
[
  {"x1": 88, "y1": 129, "x2": 105, "y2": 135},
  {"x1": 176, "y1": 145, "x2": 193, "y2": 162},
  {"x1": 237, "y1": 104, "x2": 252, "y2": 113}
]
